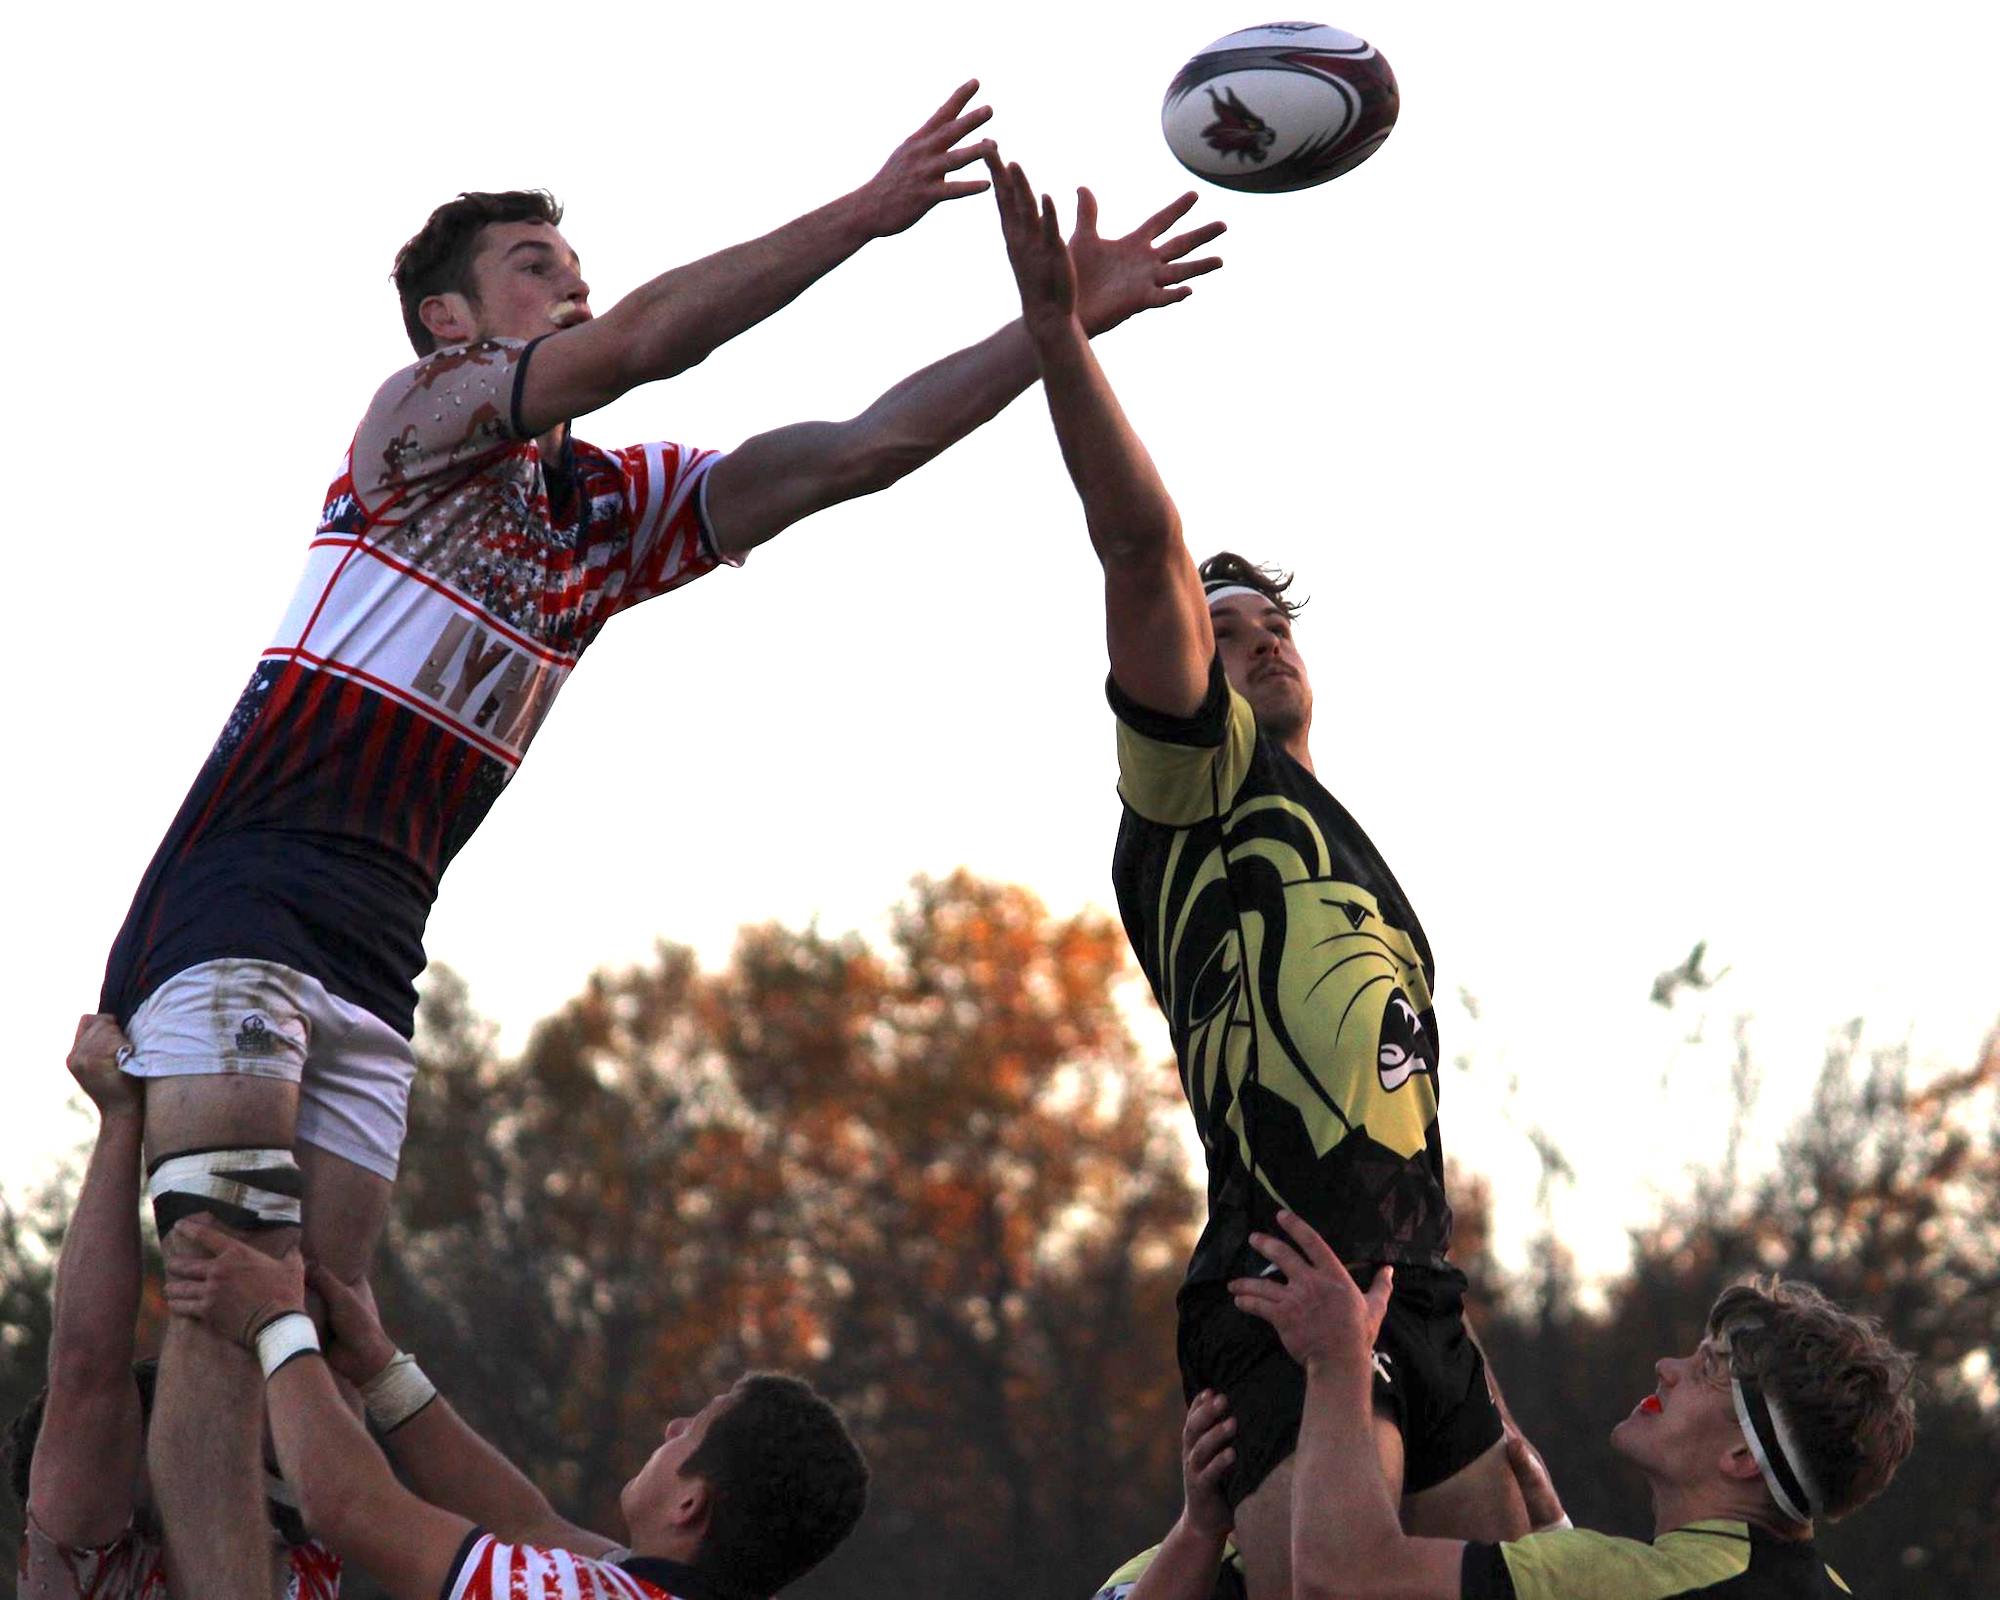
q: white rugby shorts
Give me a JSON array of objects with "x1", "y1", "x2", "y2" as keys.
[{"x1": 123, "y1": 957, "x2": 416, "y2": 1181}]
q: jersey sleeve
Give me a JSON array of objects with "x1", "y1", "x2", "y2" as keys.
[
  {"x1": 1468, "y1": 1528, "x2": 1747, "y2": 1600},
  {"x1": 19, "y1": 1512, "x2": 166, "y2": 1597},
  {"x1": 444, "y1": 1531, "x2": 664, "y2": 1600},
  {"x1": 1109, "y1": 657, "x2": 1257, "y2": 827},
  {"x1": 350, "y1": 340, "x2": 530, "y2": 510},
  {"x1": 1090, "y1": 1538, "x2": 1247, "y2": 1600},
  {"x1": 598, "y1": 440, "x2": 733, "y2": 617}
]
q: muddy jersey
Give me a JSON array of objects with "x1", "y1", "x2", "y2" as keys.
[
  {"x1": 1110, "y1": 659, "x2": 1451, "y2": 1288},
  {"x1": 102, "y1": 337, "x2": 727, "y2": 1037},
  {"x1": 17, "y1": 1513, "x2": 341, "y2": 1600},
  {"x1": 443, "y1": 1534, "x2": 749, "y2": 1600},
  {"x1": 1461, "y1": 1520, "x2": 1854, "y2": 1599}
]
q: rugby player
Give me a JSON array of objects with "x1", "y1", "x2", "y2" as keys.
[
  {"x1": 987, "y1": 145, "x2": 1524, "y2": 1600},
  {"x1": 98, "y1": 86, "x2": 1223, "y2": 1598},
  {"x1": 162, "y1": 1220, "x2": 865, "y2": 1600},
  {"x1": 4, "y1": 1016, "x2": 339, "y2": 1598},
  {"x1": 1215, "y1": 1211, "x2": 1916, "y2": 1600}
]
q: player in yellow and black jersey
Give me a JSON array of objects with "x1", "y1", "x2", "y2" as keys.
[
  {"x1": 988, "y1": 148, "x2": 1527, "y2": 1600},
  {"x1": 1126, "y1": 1211, "x2": 1915, "y2": 1600}
]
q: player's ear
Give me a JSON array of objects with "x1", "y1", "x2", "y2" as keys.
[
  {"x1": 670, "y1": 1476, "x2": 713, "y2": 1535},
  {"x1": 419, "y1": 291, "x2": 477, "y2": 347},
  {"x1": 1718, "y1": 1441, "x2": 1763, "y2": 1484}
]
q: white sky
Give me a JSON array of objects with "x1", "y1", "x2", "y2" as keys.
[{"x1": 5, "y1": 1, "x2": 1995, "y2": 1280}]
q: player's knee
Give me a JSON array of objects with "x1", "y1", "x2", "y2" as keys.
[{"x1": 147, "y1": 1147, "x2": 304, "y2": 1243}]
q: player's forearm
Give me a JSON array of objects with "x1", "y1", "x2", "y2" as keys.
[
  {"x1": 1029, "y1": 315, "x2": 1183, "y2": 567},
  {"x1": 382, "y1": 1392, "x2": 563, "y2": 1539},
  {"x1": 47, "y1": 1107, "x2": 143, "y2": 1383},
  {"x1": 1292, "y1": 1357, "x2": 1418, "y2": 1600},
  {"x1": 599, "y1": 189, "x2": 882, "y2": 387},
  {"x1": 1128, "y1": 1515, "x2": 1230, "y2": 1600},
  {"x1": 269, "y1": 1356, "x2": 424, "y2": 1558}
]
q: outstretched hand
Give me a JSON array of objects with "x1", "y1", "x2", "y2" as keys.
[
  {"x1": 1071, "y1": 187, "x2": 1225, "y2": 336},
  {"x1": 860, "y1": 81, "x2": 997, "y2": 237},
  {"x1": 67, "y1": 1013, "x2": 140, "y2": 1118},
  {"x1": 1227, "y1": 1210, "x2": 1393, "y2": 1370},
  {"x1": 162, "y1": 1217, "x2": 307, "y2": 1347},
  {"x1": 986, "y1": 149, "x2": 1077, "y2": 335}
]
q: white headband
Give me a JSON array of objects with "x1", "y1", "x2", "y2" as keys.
[
  {"x1": 1203, "y1": 584, "x2": 1266, "y2": 608},
  {"x1": 1731, "y1": 1376, "x2": 1824, "y2": 1525}
]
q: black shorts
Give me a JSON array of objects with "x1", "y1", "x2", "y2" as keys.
[{"x1": 1176, "y1": 1262, "x2": 1503, "y2": 1506}]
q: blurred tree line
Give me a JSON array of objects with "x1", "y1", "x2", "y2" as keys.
[{"x1": 1, "y1": 873, "x2": 1994, "y2": 1597}]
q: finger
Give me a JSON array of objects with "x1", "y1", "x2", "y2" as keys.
[
  {"x1": 1366, "y1": 1264, "x2": 1396, "y2": 1319},
  {"x1": 917, "y1": 80, "x2": 981, "y2": 137},
  {"x1": 1038, "y1": 194, "x2": 1062, "y2": 248},
  {"x1": 1161, "y1": 257, "x2": 1224, "y2": 286},
  {"x1": 1247, "y1": 1229, "x2": 1309, "y2": 1278},
  {"x1": 1135, "y1": 191, "x2": 1201, "y2": 240},
  {"x1": 163, "y1": 1254, "x2": 211, "y2": 1281},
  {"x1": 1196, "y1": 1445, "x2": 1236, "y2": 1485},
  {"x1": 931, "y1": 104, "x2": 995, "y2": 148},
  {"x1": 1158, "y1": 219, "x2": 1228, "y2": 261},
  {"x1": 943, "y1": 137, "x2": 998, "y2": 173},
  {"x1": 1074, "y1": 186, "x2": 1099, "y2": 240},
  {"x1": 1232, "y1": 1293, "x2": 1281, "y2": 1327},
  {"x1": 1275, "y1": 1209, "x2": 1341, "y2": 1270},
  {"x1": 173, "y1": 1218, "x2": 228, "y2": 1257},
  {"x1": 940, "y1": 179, "x2": 992, "y2": 200}
]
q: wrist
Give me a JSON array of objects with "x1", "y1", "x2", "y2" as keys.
[
  {"x1": 362, "y1": 1350, "x2": 439, "y2": 1433},
  {"x1": 255, "y1": 1311, "x2": 322, "y2": 1378}
]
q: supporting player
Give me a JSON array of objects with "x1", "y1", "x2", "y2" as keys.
[
  {"x1": 100, "y1": 85, "x2": 1223, "y2": 1599},
  {"x1": 3, "y1": 1016, "x2": 339, "y2": 1598},
  {"x1": 162, "y1": 1219, "x2": 865, "y2": 1600},
  {"x1": 986, "y1": 147, "x2": 1523, "y2": 1600},
  {"x1": 1224, "y1": 1211, "x2": 1915, "y2": 1599}
]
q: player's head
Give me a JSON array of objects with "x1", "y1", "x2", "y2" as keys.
[
  {"x1": 1200, "y1": 552, "x2": 1312, "y2": 743},
  {"x1": 621, "y1": 1372, "x2": 869, "y2": 1595},
  {"x1": 1611, "y1": 1278, "x2": 1917, "y2": 1528},
  {"x1": 4, "y1": 1359, "x2": 312, "y2": 1544},
  {"x1": 393, "y1": 190, "x2": 590, "y2": 357}
]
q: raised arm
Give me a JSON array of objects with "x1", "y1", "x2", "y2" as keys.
[
  {"x1": 702, "y1": 185, "x2": 1224, "y2": 557},
  {"x1": 163, "y1": 1222, "x2": 496, "y2": 1600},
  {"x1": 516, "y1": 84, "x2": 995, "y2": 438},
  {"x1": 304, "y1": 1263, "x2": 616, "y2": 1557},
  {"x1": 28, "y1": 1017, "x2": 146, "y2": 1549},
  {"x1": 989, "y1": 152, "x2": 1215, "y2": 718},
  {"x1": 1127, "y1": 1391, "x2": 1238, "y2": 1600}
]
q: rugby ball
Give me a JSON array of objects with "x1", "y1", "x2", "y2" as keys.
[{"x1": 1162, "y1": 22, "x2": 1398, "y2": 193}]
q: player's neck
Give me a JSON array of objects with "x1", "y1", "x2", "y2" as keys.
[
  {"x1": 1649, "y1": 1479, "x2": 1800, "y2": 1542},
  {"x1": 1282, "y1": 728, "x2": 1315, "y2": 773}
]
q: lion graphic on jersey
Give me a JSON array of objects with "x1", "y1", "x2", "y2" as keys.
[{"x1": 1169, "y1": 796, "x2": 1438, "y2": 1176}]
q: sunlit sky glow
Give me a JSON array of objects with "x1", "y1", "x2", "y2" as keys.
[{"x1": 7, "y1": 1, "x2": 1995, "y2": 1279}]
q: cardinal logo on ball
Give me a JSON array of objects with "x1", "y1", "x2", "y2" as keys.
[{"x1": 1201, "y1": 87, "x2": 1278, "y2": 163}]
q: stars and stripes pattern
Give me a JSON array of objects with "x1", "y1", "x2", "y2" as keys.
[{"x1": 445, "y1": 1536, "x2": 674, "y2": 1600}]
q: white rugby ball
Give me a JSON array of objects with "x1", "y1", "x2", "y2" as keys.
[{"x1": 1162, "y1": 22, "x2": 1399, "y2": 193}]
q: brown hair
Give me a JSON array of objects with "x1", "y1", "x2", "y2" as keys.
[
  {"x1": 1198, "y1": 551, "x2": 1306, "y2": 619},
  {"x1": 391, "y1": 190, "x2": 564, "y2": 356},
  {"x1": 684, "y1": 1373, "x2": 869, "y2": 1594},
  {"x1": 1708, "y1": 1278, "x2": 1917, "y2": 1522}
]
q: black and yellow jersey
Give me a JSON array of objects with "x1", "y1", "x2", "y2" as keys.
[
  {"x1": 1462, "y1": 1520, "x2": 1853, "y2": 1598},
  {"x1": 1110, "y1": 661, "x2": 1451, "y2": 1287},
  {"x1": 1091, "y1": 1537, "x2": 1246, "y2": 1600}
]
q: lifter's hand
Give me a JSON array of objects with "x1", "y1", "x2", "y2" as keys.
[
  {"x1": 1229, "y1": 1210, "x2": 1393, "y2": 1371},
  {"x1": 308, "y1": 1263, "x2": 398, "y2": 1387},
  {"x1": 1071, "y1": 188, "x2": 1225, "y2": 337},
  {"x1": 987, "y1": 150, "x2": 1077, "y2": 338},
  {"x1": 163, "y1": 1217, "x2": 307, "y2": 1347},
  {"x1": 68, "y1": 1013, "x2": 140, "y2": 1119},
  {"x1": 1180, "y1": 1390, "x2": 1237, "y2": 1541},
  {"x1": 856, "y1": 81, "x2": 996, "y2": 237}
]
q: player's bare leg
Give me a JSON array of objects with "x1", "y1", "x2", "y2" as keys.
[
  {"x1": 296, "y1": 1140, "x2": 393, "y2": 1286},
  {"x1": 146, "y1": 1076, "x2": 301, "y2": 1600},
  {"x1": 1232, "y1": 1409, "x2": 1404, "y2": 1600},
  {"x1": 1401, "y1": 1435, "x2": 1529, "y2": 1540}
]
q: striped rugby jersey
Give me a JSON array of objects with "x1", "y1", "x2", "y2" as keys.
[
  {"x1": 102, "y1": 337, "x2": 728, "y2": 1036},
  {"x1": 443, "y1": 1535, "x2": 743, "y2": 1600},
  {"x1": 18, "y1": 1514, "x2": 342, "y2": 1600}
]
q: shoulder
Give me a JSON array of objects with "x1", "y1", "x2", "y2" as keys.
[
  {"x1": 20, "y1": 1511, "x2": 164, "y2": 1595},
  {"x1": 1482, "y1": 1521, "x2": 1755, "y2": 1600},
  {"x1": 1112, "y1": 660, "x2": 1260, "y2": 825},
  {"x1": 445, "y1": 1532, "x2": 654, "y2": 1600},
  {"x1": 284, "y1": 1539, "x2": 345, "y2": 1599}
]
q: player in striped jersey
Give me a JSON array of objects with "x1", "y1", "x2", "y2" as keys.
[
  {"x1": 98, "y1": 82, "x2": 1225, "y2": 1600},
  {"x1": 5, "y1": 1018, "x2": 340, "y2": 1600},
  {"x1": 162, "y1": 1222, "x2": 865, "y2": 1600}
]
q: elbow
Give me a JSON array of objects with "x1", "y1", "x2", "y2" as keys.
[{"x1": 47, "y1": 1340, "x2": 134, "y2": 1397}]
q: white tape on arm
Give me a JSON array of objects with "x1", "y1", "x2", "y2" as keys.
[
  {"x1": 362, "y1": 1351, "x2": 439, "y2": 1433},
  {"x1": 255, "y1": 1312, "x2": 322, "y2": 1379}
]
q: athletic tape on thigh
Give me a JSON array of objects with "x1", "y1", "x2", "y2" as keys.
[{"x1": 147, "y1": 1147, "x2": 303, "y2": 1235}]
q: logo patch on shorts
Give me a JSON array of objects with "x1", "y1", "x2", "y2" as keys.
[
  {"x1": 1373, "y1": 1350, "x2": 1395, "y2": 1387},
  {"x1": 236, "y1": 1014, "x2": 278, "y2": 1056}
]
